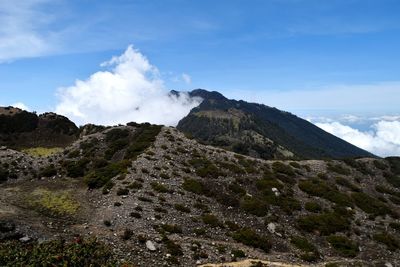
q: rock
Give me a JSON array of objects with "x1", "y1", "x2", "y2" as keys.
[
  {"x1": 271, "y1": 187, "x2": 280, "y2": 196},
  {"x1": 19, "y1": 236, "x2": 31, "y2": 243},
  {"x1": 385, "y1": 263, "x2": 393, "y2": 267},
  {"x1": 146, "y1": 240, "x2": 156, "y2": 251},
  {"x1": 267, "y1": 222, "x2": 276, "y2": 234}
]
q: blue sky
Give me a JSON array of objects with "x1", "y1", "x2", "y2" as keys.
[{"x1": 1, "y1": 0, "x2": 400, "y2": 156}]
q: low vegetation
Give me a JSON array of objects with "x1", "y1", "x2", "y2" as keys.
[
  {"x1": 0, "y1": 237, "x2": 118, "y2": 266},
  {"x1": 27, "y1": 188, "x2": 79, "y2": 217},
  {"x1": 327, "y1": 235, "x2": 359, "y2": 257},
  {"x1": 232, "y1": 228, "x2": 271, "y2": 252},
  {"x1": 22, "y1": 147, "x2": 63, "y2": 157}
]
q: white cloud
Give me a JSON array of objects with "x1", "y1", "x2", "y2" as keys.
[
  {"x1": 0, "y1": 0, "x2": 57, "y2": 62},
  {"x1": 55, "y1": 45, "x2": 201, "y2": 126},
  {"x1": 12, "y1": 102, "x2": 30, "y2": 111},
  {"x1": 181, "y1": 73, "x2": 192, "y2": 84},
  {"x1": 315, "y1": 120, "x2": 400, "y2": 157}
]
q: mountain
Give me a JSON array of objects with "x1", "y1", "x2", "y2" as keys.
[
  {"x1": 0, "y1": 122, "x2": 399, "y2": 266},
  {"x1": 176, "y1": 89, "x2": 374, "y2": 160},
  {"x1": 0, "y1": 107, "x2": 79, "y2": 149}
]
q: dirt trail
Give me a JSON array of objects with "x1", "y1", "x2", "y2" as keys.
[{"x1": 199, "y1": 259, "x2": 308, "y2": 267}]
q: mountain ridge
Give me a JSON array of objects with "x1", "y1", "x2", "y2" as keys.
[{"x1": 177, "y1": 89, "x2": 374, "y2": 160}]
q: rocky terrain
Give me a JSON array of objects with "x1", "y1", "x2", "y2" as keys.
[{"x1": 0, "y1": 120, "x2": 400, "y2": 266}]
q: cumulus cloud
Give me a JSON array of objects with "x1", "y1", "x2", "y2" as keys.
[
  {"x1": 315, "y1": 120, "x2": 400, "y2": 157},
  {"x1": 55, "y1": 45, "x2": 201, "y2": 126}
]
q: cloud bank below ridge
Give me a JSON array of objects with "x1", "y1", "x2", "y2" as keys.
[{"x1": 315, "y1": 120, "x2": 400, "y2": 157}]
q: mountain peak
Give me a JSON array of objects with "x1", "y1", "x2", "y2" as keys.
[{"x1": 189, "y1": 89, "x2": 227, "y2": 101}]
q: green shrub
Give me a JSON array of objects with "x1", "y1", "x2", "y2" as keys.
[
  {"x1": 232, "y1": 228, "x2": 271, "y2": 252},
  {"x1": 188, "y1": 158, "x2": 224, "y2": 178},
  {"x1": 389, "y1": 222, "x2": 400, "y2": 231},
  {"x1": 240, "y1": 197, "x2": 269, "y2": 217},
  {"x1": 375, "y1": 185, "x2": 400, "y2": 197},
  {"x1": 385, "y1": 174, "x2": 400, "y2": 188},
  {"x1": 201, "y1": 214, "x2": 223, "y2": 228},
  {"x1": 351, "y1": 192, "x2": 393, "y2": 217},
  {"x1": 335, "y1": 177, "x2": 360, "y2": 192},
  {"x1": 39, "y1": 165, "x2": 57, "y2": 177},
  {"x1": 291, "y1": 236, "x2": 319, "y2": 262},
  {"x1": 305, "y1": 202, "x2": 322, "y2": 213},
  {"x1": 291, "y1": 236, "x2": 317, "y2": 252},
  {"x1": 297, "y1": 212, "x2": 351, "y2": 235},
  {"x1": 63, "y1": 158, "x2": 90, "y2": 178},
  {"x1": 182, "y1": 178, "x2": 205, "y2": 194},
  {"x1": 163, "y1": 237, "x2": 183, "y2": 256},
  {"x1": 84, "y1": 161, "x2": 129, "y2": 189},
  {"x1": 272, "y1": 162, "x2": 295, "y2": 176},
  {"x1": 159, "y1": 173, "x2": 170, "y2": 179},
  {"x1": 174, "y1": 204, "x2": 191, "y2": 213},
  {"x1": 327, "y1": 235, "x2": 359, "y2": 257},
  {"x1": 161, "y1": 224, "x2": 182, "y2": 234},
  {"x1": 104, "y1": 138, "x2": 129, "y2": 159},
  {"x1": 279, "y1": 197, "x2": 302, "y2": 214},
  {"x1": 120, "y1": 229, "x2": 133, "y2": 240},
  {"x1": 116, "y1": 188, "x2": 129, "y2": 196},
  {"x1": 130, "y1": 212, "x2": 141, "y2": 218},
  {"x1": 0, "y1": 237, "x2": 117, "y2": 266},
  {"x1": 105, "y1": 128, "x2": 129, "y2": 142},
  {"x1": 373, "y1": 160, "x2": 387, "y2": 170},
  {"x1": 127, "y1": 181, "x2": 143, "y2": 189},
  {"x1": 228, "y1": 183, "x2": 246, "y2": 195},
  {"x1": 327, "y1": 163, "x2": 351, "y2": 175},
  {"x1": 231, "y1": 249, "x2": 246, "y2": 258},
  {"x1": 373, "y1": 232, "x2": 400, "y2": 251},
  {"x1": 124, "y1": 124, "x2": 162, "y2": 160},
  {"x1": 0, "y1": 167, "x2": 9, "y2": 182},
  {"x1": 299, "y1": 179, "x2": 353, "y2": 207},
  {"x1": 218, "y1": 162, "x2": 246, "y2": 174},
  {"x1": 289, "y1": 162, "x2": 301, "y2": 169},
  {"x1": 150, "y1": 182, "x2": 170, "y2": 193}
]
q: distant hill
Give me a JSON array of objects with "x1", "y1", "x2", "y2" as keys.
[
  {"x1": 177, "y1": 89, "x2": 374, "y2": 159},
  {"x1": 0, "y1": 107, "x2": 79, "y2": 148}
]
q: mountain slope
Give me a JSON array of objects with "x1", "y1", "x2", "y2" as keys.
[
  {"x1": 0, "y1": 122, "x2": 399, "y2": 266},
  {"x1": 176, "y1": 89, "x2": 374, "y2": 160}
]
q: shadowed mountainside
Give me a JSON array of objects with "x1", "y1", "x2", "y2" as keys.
[{"x1": 176, "y1": 89, "x2": 374, "y2": 160}]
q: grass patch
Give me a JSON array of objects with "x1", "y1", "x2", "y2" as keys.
[
  {"x1": 27, "y1": 188, "x2": 79, "y2": 217},
  {"x1": 22, "y1": 147, "x2": 63, "y2": 157}
]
